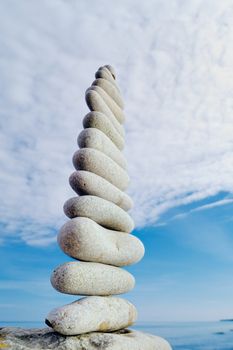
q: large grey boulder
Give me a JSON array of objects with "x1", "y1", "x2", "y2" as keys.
[{"x1": 0, "y1": 327, "x2": 172, "y2": 350}]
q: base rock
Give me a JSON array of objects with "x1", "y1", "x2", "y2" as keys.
[{"x1": 0, "y1": 327, "x2": 172, "y2": 350}]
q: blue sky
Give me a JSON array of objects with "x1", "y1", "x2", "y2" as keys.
[
  {"x1": 1, "y1": 0, "x2": 233, "y2": 323},
  {"x1": 1, "y1": 192, "x2": 233, "y2": 322}
]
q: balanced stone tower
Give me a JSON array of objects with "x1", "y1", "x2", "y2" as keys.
[{"x1": 45, "y1": 65, "x2": 172, "y2": 350}]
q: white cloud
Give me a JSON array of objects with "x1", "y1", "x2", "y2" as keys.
[
  {"x1": 169, "y1": 197, "x2": 233, "y2": 221},
  {"x1": 1, "y1": 0, "x2": 233, "y2": 245}
]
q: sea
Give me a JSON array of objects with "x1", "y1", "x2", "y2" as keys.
[{"x1": 1, "y1": 321, "x2": 233, "y2": 349}]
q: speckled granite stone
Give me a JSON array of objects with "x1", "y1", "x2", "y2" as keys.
[
  {"x1": 63, "y1": 195, "x2": 134, "y2": 232},
  {"x1": 92, "y1": 78, "x2": 124, "y2": 109},
  {"x1": 58, "y1": 217, "x2": 144, "y2": 266},
  {"x1": 78, "y1": 128, "x2": 127, "y2": 168},
  {"x1": 83, "y1": 111, "x2": 125, "y2": 150},
  {"x1": 69, "y1": 171, "x2": 133, "y2": 210},
  {"x1": 51, "y1": 261, "x2": 135, "y2": 295},
  {"x1": 46, "y1": 296, "x2": 137, "y2": 335},
  {"x1": 72, "y1": 148, "x2": 129, "y2": 191}
]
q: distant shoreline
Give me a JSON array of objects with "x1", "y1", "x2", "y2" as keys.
[{"x1": 220, "y1": 319, "x2": 233, "y2": 322}]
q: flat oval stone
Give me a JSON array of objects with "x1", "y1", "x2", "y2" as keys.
[
  {"x1": 87, "y1": 86, "x2": 125, "y2": 124},
  {"x1": 69, "y1": 171, "x2": 133, "y2": 211},
  {"x1": 73, "y1": 148, "x2": 129, "y2": 191},
  {"x1": 83, "y1": 111, "x2": 124, "y2": 150},
  {"x1": 63, "y1": 196, "x2": 134, "y2": 232},
  {"x1": 92, "y1": 78, "x2": 124, "y2": 109},
  {"x1": 51, "y1": 261, "x2": 135, "y2": 295},
  {"x1": 78, "y1": 128, "x2": 127, "y2": 169},
  {"x1": 46, "y1": 296, "x2": 137, "y2": 335},
  {"x1": 58, "y1": 217, "x2": 144, "y2": 266},
  {"x1": 85, "y1": 89, "x2": 125, "y2": 137}
]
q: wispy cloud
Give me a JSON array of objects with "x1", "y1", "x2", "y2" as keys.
[
  {"x1": 171, "y1": 197, "x2": 233, "y2": 221},
  {"x1": 193, "y1": 198, "x2": 233, "y2": 212},
  {"x1": 1, "y1": 0, "x2": 233, "y2": 245}
]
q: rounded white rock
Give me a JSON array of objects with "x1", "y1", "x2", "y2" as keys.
[
  {"x1": 58, "y1": 217, "x2": 144, "y2": 266},
  {"x1": 83, "y1": 111, "x2": 124, "y2": 150},
  {"x1": 77, "y1": 128, "x2": 127, "y2": 169},
  {"x1": 85, "y1": 89, "x2": 124, "y2": 137},
  {"x1": 45, "y1": 296, "x2": 137, "y2": 335},
  {"x1": 95, "y1": 66, "x2": 119, "y2": 87},
  {"x1": 92, "y1": 78, "x2": 124, "y2": 109},
  {"x1": 69, "y1": 171, "x2": 133, "y2": 211},
  {"x1": 104, "y1": 64, "x2": 116, "y2": 79},
  {"x1": 51, "y1": 261, "x2": 135, "y2": 296},
  {"x1": 73, "y1": 148, "x2": 129, "y2": 191},
  {"x1": 87, "y1": 86, "x2": 125, "y2": 124},
  {"x1": 63, "y1": 196, "x2": 134, "y2": 233}
]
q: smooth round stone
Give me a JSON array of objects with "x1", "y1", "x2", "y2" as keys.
[
  {"x1": 63, "y1": 196, "x2": 134, "y2": 233},
  {"x1": 46, "y1": 296, "x2": 136, "y2": 336},
  {"x1": 87, "y1": 86, "x2": 125, "y2": 124},
  {"x1": 78, "y1": 128, "x2": 127, "y2": 169},
  {"x1": 69, "y1": 171, "x2": 133, "y2": 211},
  {"x1": 73, "y1": 148, "x2": 129, "y2": 191},
  {"x1": 85, "y1": 89, "x2": 124, "y2": 138},
  {"x1": 92, "y1": 78, "x2": 124, "y2": 109},
  {"x1": 83, "y1": 111, "x2": 124, "y2": 150},
  {"x1": 51, "y1": 261, "x2": 135, "y2": 296},
  {"x1": 58, "y1": 217, "x2": 144, "y2": 266},
  {"x1": 95, "y1": 66, "x2": 119, "y2": 87},
  {"x1": 104, "y1": 64, "x2": 116, "y2": 79}
]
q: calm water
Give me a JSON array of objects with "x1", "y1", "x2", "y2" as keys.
[{"x1": 1, "y1": 321, "x2": 233, "y2": 349}]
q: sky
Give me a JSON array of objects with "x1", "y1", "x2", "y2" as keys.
[{"x1": 1, "y1": 0, "x2": 233, "y2": 323}]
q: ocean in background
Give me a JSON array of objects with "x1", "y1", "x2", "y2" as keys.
[{"x1": 1, "y1": 321, "x2": 233, "y2": 349}]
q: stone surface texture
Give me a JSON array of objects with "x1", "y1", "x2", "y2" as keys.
[
  {"x1": 63, "y1": 195, "x2": 134, "y2": 232},
  {"x1": 77, "y1": 128, "x2": 127, "y2": 168},
  {"x1": 83, "y1": 111, "x2": 125, "y2": 150},
  {"x1": 0, "y1": 327, "x2": 172, "y2": 350},
  {"x1": 72, "y1": 148, "x2": 129, "y2": 190},
  {"x1": 58, "y1": 217, "x2": 144, "y2": 266},
  {"x1": 92, "y1": 78, "x2": 124, "y2": 108},
  {"x1": 85, "y1": 89, "x2": 124, "y2": 136},
  {"x1": 69, "y1": 171, "x2": 133, "y2": 210},
  {"x1": 87, "y1": 85, "x2": 125, "y2": 124},
  {"x1": 46, "y1": 296, "x2": 137, "y2": 335},
  {"x1": 51, "y1": 261, "x2": 135, "y2": 295}
]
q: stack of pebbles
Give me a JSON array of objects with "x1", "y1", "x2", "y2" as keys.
[{"x1": 45, "y1": 65, "x2": 145, "y2": 335}]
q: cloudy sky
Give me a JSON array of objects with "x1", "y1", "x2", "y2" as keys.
[{"x1": 1, "y1": 0, "x2": 233, "y2": 324}]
